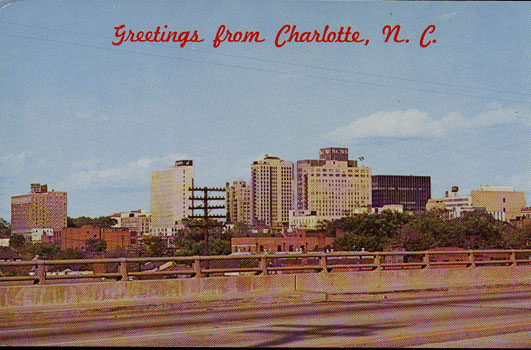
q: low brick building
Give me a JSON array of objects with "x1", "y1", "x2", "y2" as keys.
[
  {"x1": 231, "y1": 230, "x2": 334, "y2": 253},
  {"x1": 510, "y1": 217, "x2": 531, "y2": 229},
  {"x1": 53, "y1": 225, "x2": 136, "y2": 251}
]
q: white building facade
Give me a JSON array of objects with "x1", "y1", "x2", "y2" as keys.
[{"x1": 150, "y1": 160, "x2": 194, "y2": 235}]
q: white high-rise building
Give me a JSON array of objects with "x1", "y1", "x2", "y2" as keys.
[
  {"x1": 150, "y1": 160, "x2": 194, "y2": 235},
  {"x1": 251, "y1": 155, "x2": 294, "y2": 228}
]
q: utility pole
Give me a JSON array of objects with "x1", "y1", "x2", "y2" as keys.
[{"x1": 188, "y1": 186, "x2": 225, "y2": 256}]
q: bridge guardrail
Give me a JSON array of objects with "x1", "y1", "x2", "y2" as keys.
[{"x1": 1, "y1": 249, "x2": 530, "y2": 284}]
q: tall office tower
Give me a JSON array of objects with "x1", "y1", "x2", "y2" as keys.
[
  {"x1": 251, "y1": 155, "x2": 294, "y2": 228},
  {"x1": 372, "y1": 175, "x2": 431, "y2": 212},
  {"x1": 297, "y1": 147, "x2": 371, "y2": 216},
  {"x1": 150, "y1": 160, "x2": 194, "y2": 233},
  {"x1": 225, "y1": 180, "x2": 252, "y2": 226},
  {"x1": 11, "y1": 183, "x2": 67, "y2": 238}
]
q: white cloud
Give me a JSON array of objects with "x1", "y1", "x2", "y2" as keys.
[
  {"x1": 0, "y1": 152, "x2": 30, "y2": 168},
  {"x1": 328, "y1": 109, "x2": 467, "y2": 141},
  {"x1": 66, "y1": 153, "x2": 187, "y2": 188},
  {"x1": 327, "y1": 105, "x2": 529, "y2": 142},
  {"x1": 472, "y1": 105, "x2": 526, "y2": 126}
]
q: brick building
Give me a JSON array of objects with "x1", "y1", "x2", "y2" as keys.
[
  {"x1": 11, "y1": 183, "x2": 67, "y2": 237},
  {"x1": 225, "y1": 180, "x2": 252, "y2": 226},
  {"x1": 231, "y1": 231, "x2": 334, "y2": 253},
  {"x1": 53, "y1": 225, "x2": 136, "y2": 251}
]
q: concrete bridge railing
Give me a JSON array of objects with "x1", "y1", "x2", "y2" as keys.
[{"x1": 1, "y1": 249, "x2": 531, "y2": 308}]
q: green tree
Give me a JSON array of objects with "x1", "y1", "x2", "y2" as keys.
[
  {"x1": 105, "y1": 246, "x2": 129, "y2": 258},
  {"x1": 454, "y1": 211, "x2": 505, "y2": 249},
  {"x1": 0, "y1": 218, "x2": 10, "y2": 236},
  {"x1": 503, "y1": 223, "x2": 531, "y2": 249},
  {"x1": 176, "y1": 238, "x2": 231, "y2": 256},
  {"x1": 172, "y1": 218, "x2": 231, "y2": 255},
  {"x1": 58, "y1": 249, "x2": 87, "y2": 260},
  {"x1": 35, "y1": 244, "x2": 60, "y2": 259},
  {"x1": 333, "y1": 232, "x2": 390, "y2": 252},
  {"x1": 231, "y1": 222, "x2": 250, "y2": 237},
  {"x1": 330, "y1": 211, "x2": 411, "y2": 251},
  {"x1": 68, "y1": 216, "x2": 117, "y2": 228},
  {"x1": 9, "y1": 234, "x2": 25, "y2": 250},
  {"x1": 328, "y1": 211, "x2": 411, "y2": 239},
  {"x1": 393, "y1": 211, "x2": 447, "y2": 250},
  {"x1": 209, "y1": 238, "x2": 231, "y2": 255},
  {"x1": 395, "y1": 224, "x2": 434, "y2": 251},
  {"x1": 141, "y1": 237, "x2": 168, "y2": 257},
  {"x1": 86, "y1": 238, "x2": 107, "y2": 253}
]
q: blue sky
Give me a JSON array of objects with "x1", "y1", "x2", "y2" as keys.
[{"x1": 1, "y1": 1, "x2": 530, "y2": 220}]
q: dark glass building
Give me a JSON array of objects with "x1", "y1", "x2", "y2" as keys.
[{"x1": 372, "y1": 175, "x2": 431, "y2": 212}]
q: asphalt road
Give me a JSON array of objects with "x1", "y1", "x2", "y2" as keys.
[{"x1": 2, "y1": 291, "x2": 531, "y2": 347}]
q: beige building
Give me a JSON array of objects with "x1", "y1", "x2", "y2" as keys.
[
  {"x1": 297, "y1": 148, "x2": 371, "y2": 217},
  {"x1": 426, "y1": 186, "x2": 475, "y2": 219},
  {"x1": 150, "y1": 160, "x2": 193, "y2": 233},
  {"x1": 30, "y1": 228, "x2": 54, "y2": 243},
  {"x1": 11, "y1": 183, "x2": 67, "y2": 236},
  {"x1": 111, "y1": 209, "x2": 151, "y2": 236},
  {"x1": 0, "y1": 237, "x2": 9, "y2": 247},
  {"x1": 427, "y1": 185, "x2": 526, "y2": 222},
  {"x1": 225, "y1": 180, "x2": 252, "y2": 226},
  {"x1": 289, "y1": 205, "x2": 403, "y2": 231},
  {"x1": 520, "y1": 207, "x2": 531, "y2": 219},
  {"x1": 288, "y1": 210, "x2": 343, "y2": 230},
  {"x1": 470, "y1": 185, "x2": 526, "y2": 222},
  {"x1": 251, "y1": 155, "x2": 294, "y2": 228}
]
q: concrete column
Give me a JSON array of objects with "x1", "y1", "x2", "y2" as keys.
[
  {"x1": 193, "y1": 258, "x2": 204, "y2": 278},
  {"x1": 119, "y1": 258, "x2": 128, "y2": 281},
  {"x1": 259, "y1": 256, "x2": 268, "y2": 275},
  {"x1": 423, "y1": 253, "x2": 431, "y2": 269},
  {"x1": 375, "y1": 253, "x2": 382, "y2": 270},
  {"x1": 320, "y1": 254, "x2": 328, "y2": 273},
  {"x1": 36, "y1": 261, "x2": 46, "y2": 284},
  {"x1": 468, "y1": 252, "x2": 476, "y2": 268}
]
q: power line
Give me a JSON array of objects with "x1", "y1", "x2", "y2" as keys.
[
  {"x1": 1, "y1": 31, "x2": 530, "y2": 105},
  {"x1": 1, "y1": 22, "x2": 530, "y2": 104},
  {"x1": 2, "y1": 19, "x2": 530, "y2": 99}
]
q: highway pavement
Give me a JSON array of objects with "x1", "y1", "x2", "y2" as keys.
[{"x1": 2, "y1": 290, "x2": 531, "y2": 347}]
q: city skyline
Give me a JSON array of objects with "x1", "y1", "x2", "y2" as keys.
[{"x1": 1, "y1": 1, "x2": 530, "y2": 220}]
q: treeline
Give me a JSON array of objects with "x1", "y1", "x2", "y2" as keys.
[
  {"x1": 6, "y1": 211, "x2": 531, "y2": 259},
  {"x1": 329, "y1": 209, "x2": 531, "y2": 252},
  {"x1": 67, "y1": 216, "x2": 117, "y2": 228}
]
